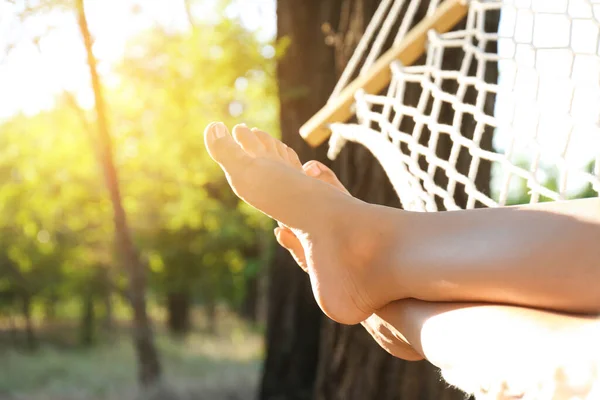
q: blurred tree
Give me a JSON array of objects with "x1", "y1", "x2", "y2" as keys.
[
  {"x1": 0, "y1": 102, "x2": 112, "y2": 352},
  {"x1": 75, "y1": 0, "x2": 162, "y2": 386},
  {"x1": 112, "y1": 9, "x2": 278, "y2": 335},
  {"x1": 0, "y1": 0, "x2": 277, "y2": 388}
]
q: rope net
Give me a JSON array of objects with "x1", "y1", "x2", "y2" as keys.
[
  {"x1": 327, "y1": 0, "x2": 600, "y2": 213},
  {"x1": 322, "y1": 0, "x2": 600, "y2": 398}
]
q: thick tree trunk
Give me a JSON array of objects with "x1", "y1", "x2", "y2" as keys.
[
  {"x1": 75, "y1": 0, "x2": 162, "y2": 387},
  {"x1": 266, "y1": 0, "x2": 499, "y2": 399},
  {"x1": 260, "y1": 1, "x2": 341, "y2": 399},
  {"x1": 315, "y1": 2, "x2": 499, "y2": 400}
]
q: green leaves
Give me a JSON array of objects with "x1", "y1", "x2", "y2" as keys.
[{"x1": 0, "y1": 3, "x2": 278, "y2": 315}]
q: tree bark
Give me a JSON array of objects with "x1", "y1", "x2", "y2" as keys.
[
  {"x1": 266, "y1": 0, "x2": 499, "y2": 399},
  {"x1": 259, "y1": 1, "x2": 342, "y2": 399},
  {"x1": 315, "y1": 2, "x2": 499, "y2": 399},
  {"x1": 75, "y1": 0, "x2": 162, "y2": 387}
]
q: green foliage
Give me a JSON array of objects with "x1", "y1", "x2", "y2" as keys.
[
  {"x1": 0, "y1": 1, "x2": 278, "y2": 332},
  {"x1": 500, "y1": 158, "x2": 597, "y2": 206},
  {"x1": 110, "y1": 13, "x2": 278, "y2": 309}
]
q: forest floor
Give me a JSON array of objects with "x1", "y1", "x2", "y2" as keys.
[{"x1": 0, "y1": 313, "x2": 263, "y2": 400}]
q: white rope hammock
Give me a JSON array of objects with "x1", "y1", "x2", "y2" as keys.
[
  {"x1": 325, "y1": 0, "x2": 600, "y2": 212},
  {"x1": 301, "y1": 0, "x2": 600, "y2": 398}
]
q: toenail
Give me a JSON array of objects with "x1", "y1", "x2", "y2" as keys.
[
  {"x1": 306, "y1": 163, "x2": 321, "y2": 177},
  {"x1": 213, "y1": 122, "x2": 227, "y2": 138}
]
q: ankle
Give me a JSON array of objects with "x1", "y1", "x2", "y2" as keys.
[
  {"x1": 376, "y1": 206, "x2": 416, "y2": 304},
  {"x1": 344, "y1": 203, "x2": 413, "y2": 308}
]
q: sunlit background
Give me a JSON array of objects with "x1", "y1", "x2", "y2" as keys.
[
  {"x1": 1, "y1": 1, "x2": 277, "y2": 398},
  {"x1": 0, "y1": 0, "x2": 598, "y2": 399},
  {"x1": 0, "y1": 0, "x2": 276, "y2": 118}
]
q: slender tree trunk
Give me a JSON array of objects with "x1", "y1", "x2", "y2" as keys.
[
  {"x1": 80, "y1": 291, "x2": 95, "y2": 347},
  {"x1": 205, "y1": 297, "x2": 217, "y2": 335},
  {"x1": 102, "y1": 272, "x2": 114, "y2": 331},
  {"x1": 21, "y1": 293, "x2": 37, "y2": 351},
  {"x1": 240, "y1": 275, "x2": 259, "y2": 323},
  {"x1": 75, "y1": 0, "x2": 162, "y2": 387},
  {"x1": 240, "y1": 236, "x2": 270, "y2": 325},
  {"x1": 44, "y1": 294, "x2": 57, "y2": 323},
  {"x1": 9, "y1": 312, "x2": 18, "y2": 347},
  {"x1": 103, "y1": 292, "x2": 114, "y2": 331},
  {"x1": 183, "y1": 0, "x2": 196, "y2": 29},
  {"x1": 166, "y1": 291, "x2": 191, "y2": 336}
]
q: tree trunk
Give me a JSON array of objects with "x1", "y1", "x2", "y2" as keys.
[
  {"x1": 166, "y1": 292, "x2": 191, "y2": 337},
  {"x1": 266, "y1": 0, "x2": 499, "y2": 399},
  {"x1": 80, "y1": 291, "x2": 96, "y2": 347},
  {"x1": 44, "y1": 294, "x2": 58, "y2": 323},
  {"x1": 205, "y1": 298, "x2": 217, "y2": 335},
  {"x1": 103, "y1": 290, "x2": 114, "y2": 331},
  {"x1": 315, "y1": 2, "x2": 499, "y2": 399},
  {"x1": 99, "y1": 266, "x2": 114, "y2": 331},
  {"x1": 75, "y1": 0, "x2": 162, "y2": 387},
  {"x1": 240, "y1": 274, "x2": 259, "y2": 323},
  {"x1": 259, "y1": 1, "x2": 341, "y2": 399},
  {"x1": 21, "y1": 293, "x2": 37, "y2": 351},
  {"x1": 9, "y1": 313, "x2": 18, "y2": 347}
]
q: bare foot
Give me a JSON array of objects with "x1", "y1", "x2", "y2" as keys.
[
  {"x1": 204, "y1": 122, "x2": 402, "y2": 324},
  {"x1": 273, "y1": 160, "x2": 350, "y2": 272},
  {"x1": 274, "y1": 160, "x2": 422, "y2": 360}
]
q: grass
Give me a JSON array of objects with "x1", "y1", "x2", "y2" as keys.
[{"x1": 0, "y1": 314, "x2": 263, "y2": 400}]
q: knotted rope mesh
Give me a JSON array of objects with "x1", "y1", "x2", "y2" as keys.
[{"x1": 327, "y1": 0, "x2": 600, "y2": 212}]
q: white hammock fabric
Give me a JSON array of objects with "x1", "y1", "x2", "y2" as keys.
[{"x1": 320, "y1": 0, "x2": 600, "y2": 398}]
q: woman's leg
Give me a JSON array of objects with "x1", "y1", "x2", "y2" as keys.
[
  {"x1": 376, "y1": 299, "x2": 600, "y2": 399},
  {"x1": 268, "y1": 155, "x2": 600, "y2": 398},
  {"x1": 204, "y1": 122, "x2": 600, "y2": 325}
]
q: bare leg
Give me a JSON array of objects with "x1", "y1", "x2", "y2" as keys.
[
  {"x1": 275, "y1": 159, "x2": 423, "y2": 361},
  {"x1": 376, "y1": 300, "x2": 600, "y2": 399},
  {"x1": 204, "y1": 122, "x2": 600, "y2": 324},
  {"x1": 397, "y1": 199, "x2": 600, "y2": 314},
  {"x1": 273, "y1": 157, "x2": 600, "y2": 398}
]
